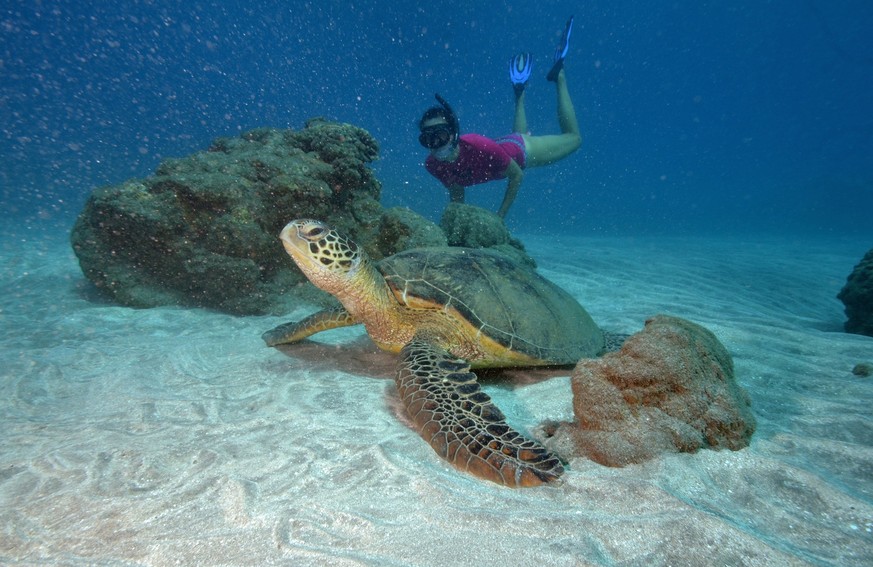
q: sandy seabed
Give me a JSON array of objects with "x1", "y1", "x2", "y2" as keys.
[{"x1": 1, "y1": 227, "x2": 871, "y2": 566}]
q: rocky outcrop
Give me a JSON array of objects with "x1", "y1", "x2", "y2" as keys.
[
  {"x1": 547, "y1": 315, "x2": 755, "y2": 466},
  {"x1": 71, "y1": 120, "x2": 445, "y2": 314},
  {"x1": 838, "y1": 249, "x2": 873, "y2": 337}
]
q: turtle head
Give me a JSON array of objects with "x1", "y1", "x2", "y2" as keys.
[{"x1": 279, "y1": 219, "x2": 363, "y2": 293}]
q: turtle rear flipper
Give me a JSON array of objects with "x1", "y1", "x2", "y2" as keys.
[
  {"x1": 262, "y1": 307, "x2": 357, "y2": 346},
  {"x1": 396, "y1": 337, "x2": 564, "y2": 487}
]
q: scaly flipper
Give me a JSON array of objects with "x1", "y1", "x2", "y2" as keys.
[
  {"x1": 262, "y1": 307, "x2": 357, "y2": 346},
  {"x1": 396, "y1": 337, "x2": 564, "y2": 487}
]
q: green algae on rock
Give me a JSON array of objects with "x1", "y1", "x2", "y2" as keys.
[
  {"x1": 71, "y1": 120, "x2": 443, "y2": 315},
  {"x1": 439, "y1": 203, "x2": 536, "y2": 269}
]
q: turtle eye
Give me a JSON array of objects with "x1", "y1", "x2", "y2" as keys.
[{"x1": 304, "y1": 226, "x2": 325, "y2": 238}]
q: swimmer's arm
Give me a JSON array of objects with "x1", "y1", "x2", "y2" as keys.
[{"x1": 496, "y1": 160, "x2": 523, "y2": 218}]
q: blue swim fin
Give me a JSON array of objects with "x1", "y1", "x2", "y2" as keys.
[
  {"x1": 510, "y1": 52, "x2": 532, "y2": 95},
  {"x1": 547, "y1": 16, "x2": 574, "y2": 82}
]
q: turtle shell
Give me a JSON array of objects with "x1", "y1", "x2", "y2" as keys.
[{"x1": 378, "y1": 247, "x2": 603, "y2": 364}]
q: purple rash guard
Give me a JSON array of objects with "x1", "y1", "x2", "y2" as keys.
[{"x1": 424, "y1": 133, "x2": 527, "y2": 188}]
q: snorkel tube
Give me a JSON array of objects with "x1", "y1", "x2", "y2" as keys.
[
  {"x1": 418, "y1": 93, "x2": 460, "y2": 152},
  {"x1": 433, "y1": 93, "x2": 459, "y2": 139}
]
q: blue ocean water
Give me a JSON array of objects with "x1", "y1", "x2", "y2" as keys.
[
  {"x1": 2, "y1": 1, "x2": 872, "y2": 237},
  {"x1": 3, "y1": 4, "x2": 873, "y2": 565}
]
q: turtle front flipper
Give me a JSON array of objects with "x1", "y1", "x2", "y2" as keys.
[
  {"x1": 396, "y1": 337, "x2": 564, "y2": 487},
  {"x1": 262, "y1": 307, "x2": 357, "y2": 346}
]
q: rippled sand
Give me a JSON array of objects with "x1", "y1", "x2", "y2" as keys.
[{"x1": 1, "y1": 228, "x2": 871, "y2": 566}]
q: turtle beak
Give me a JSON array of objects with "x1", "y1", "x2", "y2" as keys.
[
  {"x1": 279, "y1": 221, "x2": 317, "y2": 272},
  {"x1": 278, "y1": 219, "x2": 360, "y2": 290}
]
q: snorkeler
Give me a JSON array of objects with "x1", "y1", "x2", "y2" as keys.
[{"x1": 418, "y1": 16, "x2": 581, "y2": 219}]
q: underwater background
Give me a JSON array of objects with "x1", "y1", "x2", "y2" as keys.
[
  {"x1": 3, "y1": 3, "x2": 873, "y2": 565},
  {"x1": 3, "y1": 0, "x2": 872, "y2": 237}
]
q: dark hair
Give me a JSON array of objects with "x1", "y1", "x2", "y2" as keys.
[
  {"x1": 417, "y1": 93, "x2": 460, "y2": 150},
  {"x1": 419, "y1": 106, "x2": 451, "y2": 131},
  {"x1": 419, "y1": 93, "x2": 459, "y2": 134}
]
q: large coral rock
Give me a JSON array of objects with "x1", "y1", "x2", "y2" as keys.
[
  {"x1": 549, "y1": 315, "x2": 755, "y2": 466},
  {"x1": 838, "y1": 248, "x2": 873, "y2": 337},
  {"x1": 71, "y1": 120, "x2": 444, "y2": 314}
]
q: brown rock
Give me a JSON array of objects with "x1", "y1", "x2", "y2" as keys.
[{"x1": 553, "y1": 315, "x2": 755, "y2": 466}]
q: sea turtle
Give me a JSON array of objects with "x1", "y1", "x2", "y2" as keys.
[{"x1": 263, "y1": 219, "x2": 604, "y2": 487}]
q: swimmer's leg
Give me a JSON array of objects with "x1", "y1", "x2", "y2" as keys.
[
  {"x1": 510, "y1": 53, "x2": 532, "y2": 134},
  {"x1": 513, "y1": 89, "x2": 528, "y2": 134},
  {"x1": 522, "y1": 69, "x2": 581, "y2": 167}
]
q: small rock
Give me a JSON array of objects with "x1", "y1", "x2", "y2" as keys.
[
  {"x1": 439, "y1": 203, "x2": 535, "y2": 268},
  {"x1": 852, "y1": 362, "x2": 873, "y2": 377}
]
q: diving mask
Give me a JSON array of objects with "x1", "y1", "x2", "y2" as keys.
[
  {"x1": 418, "y1": 123, "x2": 456, "y2": 149},
  {"x1": 418, "y1": 93, "x2": 460, "y2": 151}
]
